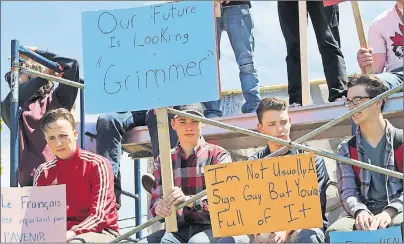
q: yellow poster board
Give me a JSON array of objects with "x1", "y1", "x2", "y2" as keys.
[{"x1": 204, "y1": 152, "x2": 323, "y2": 237}]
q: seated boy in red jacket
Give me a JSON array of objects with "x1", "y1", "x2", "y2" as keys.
[{"x1": 33, "y1": 108, "x2": 119, "y2": 243}]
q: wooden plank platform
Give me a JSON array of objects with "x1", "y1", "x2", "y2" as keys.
[{"x1": 122, "y1": 93, "x2": 403, "y2": 157}]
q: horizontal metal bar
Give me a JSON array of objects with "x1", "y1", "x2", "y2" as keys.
[
  {"x1": 25, "y1": 68, "x2": 84, "y2": 89},
  {"x1": 167, "y1": 108, "x2": 403, "y2": 180},
  {"x1": 267, "y1": 83, "x2": 403, "y2": 158},
  {"x1": 18, "y1": 46, "x2": 61, "y2": 72},
  {"x1": 121, "y1": 190, "x2": 139, "y2": 200},
  {"x1": 118, "y1": 216, "x2": 136, "y2": 222},
  {"x1": 110, "y1": 191, "x2": 206, "y2": 243}
]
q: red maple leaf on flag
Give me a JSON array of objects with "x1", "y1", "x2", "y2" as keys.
[{"x1": 390, "y1": 24, "x2": 404, "y2": 48}]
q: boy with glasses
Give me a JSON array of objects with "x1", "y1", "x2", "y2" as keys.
[{"x1": 326, "y1": 74, "x2": 403, "y2": 240}]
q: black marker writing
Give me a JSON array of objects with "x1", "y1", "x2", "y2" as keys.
[{"x1": 98, "y1": 11, "x2": 136, "y2": 34}]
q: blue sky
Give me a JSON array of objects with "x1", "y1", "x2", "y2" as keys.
[{"x1": 0, "y1": 0, "x2": 394, "y2": 233}]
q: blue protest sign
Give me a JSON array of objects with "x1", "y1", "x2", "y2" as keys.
[
  {"x1": 330, "y1": 226, "x2": 402, "y2": 243},
  {"x1": 82, "y1": 1, "x2": 219, "y2": 114}
]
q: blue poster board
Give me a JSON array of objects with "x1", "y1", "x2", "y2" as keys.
[
  {"x1": 330, "y1": 226, "x2": 402, "y2": 243},
  {"x1": 82, "y1": 1, "x2": 219, "y2": 114}
]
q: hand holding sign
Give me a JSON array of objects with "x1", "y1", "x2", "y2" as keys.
[
  {"x1": 166, "y1": 186, "x2": 187, "y2": 206},
  {"x1": 155, "y1": 198, "x2": 172, "y2": 218},
  {"x1": 357, "y1": 48, "x2": 374, "y2": 70}
]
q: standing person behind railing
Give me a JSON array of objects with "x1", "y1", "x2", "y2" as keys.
[
  {"x1": 1, "y1": 46, "x2": 81, "y2": 187},
  {"x1": 278, "y1": 1, "x2": 348, "y2": 107},
  {"x1": 325, "y1": 75, "x2": 403, "y2": 241},
  {"x1": 138, "y1": 104, "x2": 232, "y2": 243},
  {"x1": 356, "y1": 0, "x2": 403, "y2": 88},
  {"x1": 202, "y1": 0, "x2": 262, "y2": 118}
]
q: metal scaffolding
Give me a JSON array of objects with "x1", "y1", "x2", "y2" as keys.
[
  {"x1": 7, "y1": 41, "x2": 403, "y2": 243},
  {"x1": 8, "y1": 40, "x2": 84, "y2": 186},
  {"x1": 110, "y1": 82, "x2": 403, "y2": 243}
]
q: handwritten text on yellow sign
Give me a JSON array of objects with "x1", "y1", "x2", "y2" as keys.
[{"x1": 204, "y1": 153, "x2": 323, "y2": 237}]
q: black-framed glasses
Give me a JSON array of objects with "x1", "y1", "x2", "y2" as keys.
[{"x1": 344, "y1": 96, "x2": 373, "y2": 107}]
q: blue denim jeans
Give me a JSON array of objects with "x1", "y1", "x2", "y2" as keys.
[
  {"x1": 96, "y1": 111, "x2": 147, "y2": 176},
  {"x1": 95, "y1": 110, "x2": 178, "y2": 206},
  {"x1": 376, "y1": 68, "x2": 403, "y2": 90},
  {"x1": 203, "y1": 4, "x2": 261, "y2": 118}
]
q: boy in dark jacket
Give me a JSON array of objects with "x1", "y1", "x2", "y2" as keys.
[
  {"x1": 217, "y1": 97, "x2": 329, "y2": 243},
  {"x1": 1, "y1": 46, "x2": 81, "y2": 186}
]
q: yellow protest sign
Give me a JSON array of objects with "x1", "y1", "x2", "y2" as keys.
[{"x1": 204, "y1": 152, "x2": 323, "y2": 238}]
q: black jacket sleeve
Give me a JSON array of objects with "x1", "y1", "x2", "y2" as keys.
[
  {"x1": 314, "y1": 154, "x2": 330, "y2": 229},
  {"x1": 1, "y1": 78, "x2": 48, "y2": 128},
  {"x1": 1, "y1": 49, "x2": 82, "y2": 128},
  {"x1": 41, "y1": 50, "x2": 82, "y2": 110}
]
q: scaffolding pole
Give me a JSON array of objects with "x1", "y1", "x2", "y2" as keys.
[
  {"x1": 10, "y1": 40, "x2": 20, "y2": 187},
  {"x1": 110, "y1": 83, "x2": 403, "y2": 242},
  {"x1": 110, "y1": 191, "x2": 206, "y2": 243}
]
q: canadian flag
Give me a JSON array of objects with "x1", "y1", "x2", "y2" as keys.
[{"x1": 324, "y1": 0, "x2": 345, "y2": 7}]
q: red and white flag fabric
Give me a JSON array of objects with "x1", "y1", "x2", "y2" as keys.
[{"x1": 324, "y1": 0, "x2": 345, "y2": 7}]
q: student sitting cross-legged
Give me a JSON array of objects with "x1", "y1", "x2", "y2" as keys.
[
  {"x1": 138, "y1": 104, "x2": 232, "y2": 243},
  {"x1": 33, "y1": 108, "x2": 119, "y2": 243},
  {"x1": 325, "y1": 74, "x2": 403, "y2": 241},
  {"x1": 217, "y1": 98, "x2": 329, "y2": 243}
]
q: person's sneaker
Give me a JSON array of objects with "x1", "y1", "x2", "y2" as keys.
[
  {"x1": 289, "y1": 103, "x2": 302, "y2": 108},
  {"x1": 142, "y1": 173, "x2": 155, "y2": 194}
]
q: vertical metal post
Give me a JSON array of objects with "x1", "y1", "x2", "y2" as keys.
[
  {"x1": 80, "y1": 88, "x2": 85, "y2": 149},
  {"x1": 134, "y1": 159, "x2": 142, "y2": 239},
  {"x1": 10, "y1": 40, "x2": 19, "y2": 187}
]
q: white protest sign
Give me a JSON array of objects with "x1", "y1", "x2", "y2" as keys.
[{"x1": 1, "y1": 185, "x2": 66, "y2": 243}]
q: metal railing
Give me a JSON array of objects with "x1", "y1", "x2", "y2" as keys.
[
  {"x1": 8, "y1": 40, "x2": 84, "y2": 186},
  {"x1": 110, "y1": 83, "x2": 403, "y2": 242}
]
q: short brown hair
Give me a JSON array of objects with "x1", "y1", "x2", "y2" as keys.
[
  {"x1": 41, "y1": 108, "x2": 76, "y2": 132},
  {"x1": 348, "y1": 74, "x2": 389, "y2": 111},
  {"x1": 256, "y1": 97, "x2": 288, "y2": 124}
]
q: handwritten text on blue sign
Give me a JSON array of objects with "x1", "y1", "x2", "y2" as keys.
[{"x1": 82, "y1": 1, "x2": 220, "y2": 114}]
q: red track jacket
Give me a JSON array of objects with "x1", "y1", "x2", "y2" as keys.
[{"x1": 34, "y1": 147, "x2": 119, "y2": 235}]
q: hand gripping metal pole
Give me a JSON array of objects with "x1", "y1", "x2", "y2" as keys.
[{"x1": 110, "y1": 191, "x2": 206, "y2": 243}]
